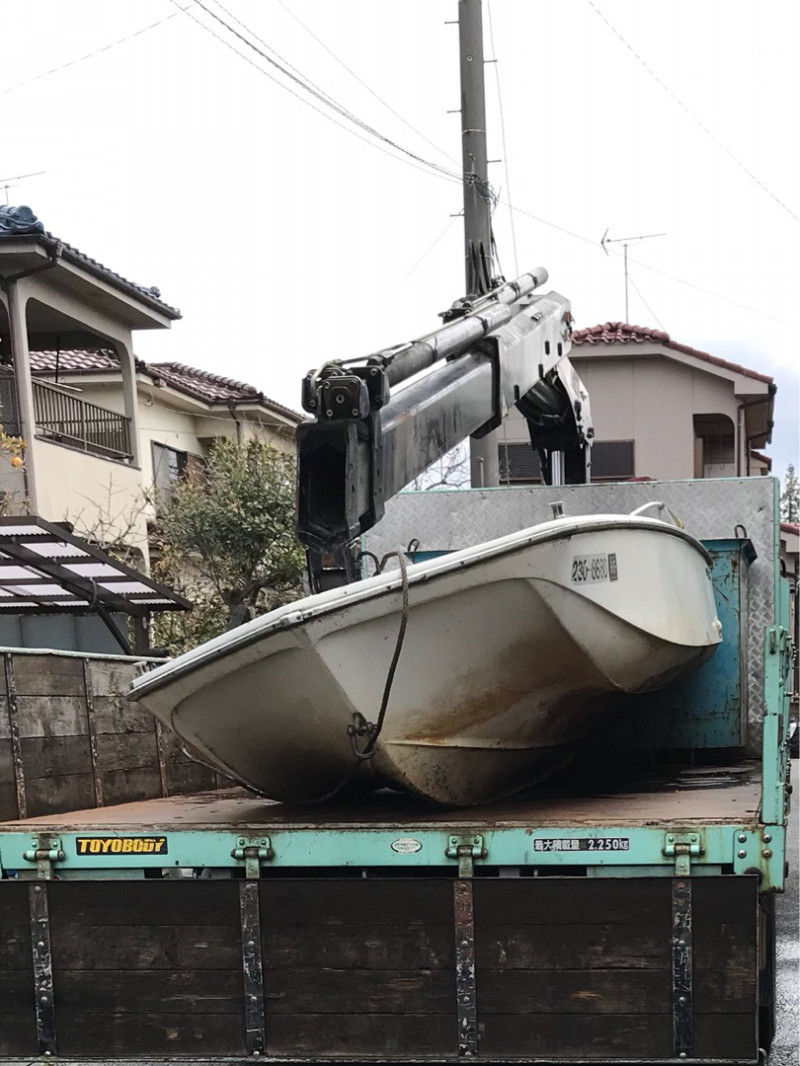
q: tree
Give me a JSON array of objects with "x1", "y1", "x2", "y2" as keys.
[
  {"x1": 782, "y1": 463, "x2": 799, "y2": 523},
  {"x1": 151, "y1": 439, "x2": 305, "y2": 653},
  {"x1": 405, "y1": 444, "x2": 470, "y2": 492}
]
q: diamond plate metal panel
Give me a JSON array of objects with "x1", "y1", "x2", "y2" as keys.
[{"x1": 365, "y1": 478, "x2": 779, "y2": 752}]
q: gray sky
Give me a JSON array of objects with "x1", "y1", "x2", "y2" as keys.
[{"x1": 3, "y1": 0, "x2": 798, "y2": 476}]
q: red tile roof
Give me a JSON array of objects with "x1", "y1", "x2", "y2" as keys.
[
  {"x1": 148, "y1": 362, "x2": 301, "y2": 421},
  {"x1": 29, "y1": 349, "x2": 121, "y2": 373},
  {"x1": 29, "y1": 350, "x2": 302, "y2": 423},
  {"x1": 572, "y1": 322, "x2": 773, "y2": 385}
]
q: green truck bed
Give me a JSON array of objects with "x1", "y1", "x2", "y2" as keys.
[{"x1": 0, "y1": 763, "x2": 785, "y2": 1063}]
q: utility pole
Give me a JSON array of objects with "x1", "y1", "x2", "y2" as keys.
[
  {"x1": 601, "y1": 229, "x2": 665, "y2": 323},
  {"x1": 459, "y1": 0, "x2": 500, "y2": 487}
]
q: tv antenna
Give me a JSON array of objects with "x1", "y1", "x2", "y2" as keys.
[
  {"x1": 0, "y1": 170, "x2": 46, "y2": 206},
  {"x1": 601, "y1": 229, "x2": 665, "y2": 323}
]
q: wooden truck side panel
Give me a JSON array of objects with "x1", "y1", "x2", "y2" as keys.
[{"x1": 0, "y1": 874, "x2": 758, "y2": 1062}]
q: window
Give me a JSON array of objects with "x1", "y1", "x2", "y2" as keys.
[
  {"x1": 693, "y1": 414, "x2": 735, "y2": 478},
  {"x1": 499, "y1": 440, "x2": 635, "y2": 484},
  {"x1": 152, "y1": 442, "x2": 187, "y2": 498},
  {"x1": 499, "y1": 442, "x2": 542, "y2": 484},
  {"x1": 591, "y1": 441, "x2": 635, "y2": 481}
]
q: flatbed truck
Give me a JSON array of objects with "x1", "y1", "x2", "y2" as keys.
[{"x1": 0, "y1": 475, "x2": 792, "y2": 1064}]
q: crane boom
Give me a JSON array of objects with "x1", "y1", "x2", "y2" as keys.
[{"x1": 297, "y1": 270, "x2": 593, "y2": 590}]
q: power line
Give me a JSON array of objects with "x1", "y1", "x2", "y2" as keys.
[
  {"x1": 184, "y1": 0, "x2": 462, "y2": 185},
  {"x1": 486, "y1": 0, "x2": 519, "y2": 278},
  {"x1": 507, "y1": 199, "x2": 793, "y2": 328},
  {"x1": 622, "y1": 251, "x2": 794, "y2": 329},
  {"x1": 627, "y1": 274, "x2": 665, "y2": 330},
  {"x1": 206, "y1": 0, "x2": 387, "y2": 141},
  {"x1": 0, "y1": 9, "x2": 183, "y2": 96},
  {"x1": 399, "y1": 218, "x2": 458, "y2": 283},
  {"x1": 585, "y1": 0, "x2": 799, "y2": 224},
  {"x1": 169, "y1": 0, "x2": 463, "y2": 189},
  {"x1": 502, "y1": 197, "x2": 601, "y2": 250},
  {"x1": 0, "y1": 1, "x2": 786, "y2": 348},
  {"x1": 274, "y1": 0, "x2": 460, "y2": 170},
  {"x1": 176, "y1": 1, "x2": 793, "y2": 333}
]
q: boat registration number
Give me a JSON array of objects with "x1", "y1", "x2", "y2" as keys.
[
  {"x1": 533, "y1": 837, "x2": 630, "y2": 853},
  {"x1": 571, "y1": 552, "x2": 617, "y2": 584}
]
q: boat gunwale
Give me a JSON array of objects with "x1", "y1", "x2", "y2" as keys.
[{"x1": 130, "y1": 514, "x2": 713, "y2": 701}]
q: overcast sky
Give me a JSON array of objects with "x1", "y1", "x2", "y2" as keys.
[{"x1": 3, "y1": 0, "x2": 798, "y2": 476}]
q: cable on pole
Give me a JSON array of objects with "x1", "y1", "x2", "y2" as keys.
[{"x1": 586, "y1": 0, "x2": 799, "y2": 224}]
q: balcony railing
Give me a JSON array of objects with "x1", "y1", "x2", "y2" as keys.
[{"x1": 32, "y1": 379, "x2": 133, "y2": 462}]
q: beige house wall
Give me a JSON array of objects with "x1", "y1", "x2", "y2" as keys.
[
  {"x1": 70, "y1": 381, "x2": 297, "y2": 498},
  {"x1": 0, "y1": 262, "x2": 152, "y2": 559},
  {"x1": 191, "y1": 412, "x2": 297, "y2": 455},
  {"x1": 7, "y1": 374, "x2": 298, "y2": 566},
  {"x1": 29, "y1": 436, "x2": 149, "y2": 562},
  {"x1": 503, "y1": 347, "x2": 758, "y2": 481}
]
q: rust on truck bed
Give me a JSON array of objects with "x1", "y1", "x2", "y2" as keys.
[{"x1": 0, "y1": 763, "x2": 763, "y2": 833}]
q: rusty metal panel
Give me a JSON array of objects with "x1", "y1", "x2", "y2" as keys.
[
  {"x1": 29, "y1": 882, "x2": 56, "y2": 1056},
  {"x1": 671, "y1": 877, "x2": 693, "y2": 1055},
  {"x1": 4, "y1": 653, "x2": 26, "y2": 819},
  {"x1": 453, "y1": 879, "x2": 478, "y2": 1057},
  {"x1": 601, "y1": 540, "x2": 750, "y2": 751},
  {"x1": 239, "y1": 881, "x2": 266, "y2": 1055}
]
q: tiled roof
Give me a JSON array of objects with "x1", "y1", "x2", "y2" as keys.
[
  {"x1": 29, "y1": 349, "x2": 302, "y2": 423},
  {"x1": 572, "y1": 322, "x2": 773, "y2": 385},
  {"x1": 781, "y1": 522, "x2": 799, "y2": 535},
  {"x1": 29, "y1": 348, "x2": 122, "y2": 373},
  {"x1": 148, "y1": 362, "x2": 301, "y2": 421},
  {"x1": 573, "y1": 322, "x2": 669, "y2": 346},
  {"x1": 0, "y1": 230, "x2": 181, "y2": 319}
]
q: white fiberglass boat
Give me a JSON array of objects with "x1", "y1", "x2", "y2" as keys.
[{"x1": 130, "y1": 513, "x2": 721, "y2": 807}]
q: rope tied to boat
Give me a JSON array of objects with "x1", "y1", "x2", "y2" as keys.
[
  {"x1": 291, "y1": 547, "x2": 412, "y2": 805},
  {"x1": 347, "y1": 548, "x2": 411, "y2": 761}
]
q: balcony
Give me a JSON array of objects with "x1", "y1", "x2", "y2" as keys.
[
  {"x1": 33, "y1": 379, "x2": 133, "y2": 461},
  {"x1": 0, "y1": 368, "x2": 132, "y2": 463}
]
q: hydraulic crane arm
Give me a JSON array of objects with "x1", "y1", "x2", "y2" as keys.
[{"x1": 297, "y1": 269, "x2": 593, "y2": 589}]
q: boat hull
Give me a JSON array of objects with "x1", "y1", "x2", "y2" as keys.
[{"x1": 131, "y1": 516, "x2": 721, "y2": 806}]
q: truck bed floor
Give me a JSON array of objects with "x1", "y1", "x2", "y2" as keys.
[{"x1": 0, "y1": 764, "x2": 762, "y2": 832}]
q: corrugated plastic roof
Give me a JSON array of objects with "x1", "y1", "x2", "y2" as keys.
[
  {"x1": 572, "y1": 322, "x2": 773, "y2": 385},
  {"x1": 0, "y1": 515, "x2": 189, "y2": 615}
]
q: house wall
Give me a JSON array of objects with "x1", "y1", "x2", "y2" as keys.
[
  {"x1": 29, "y1": 437, "x2": 149, "y2": 562},
  {"x1": 66, "y1": 383, "x2": 208, "y2": 482},
  {"x1": 138, "y1": 400, "x2": 207, "y2": 491},
  {"x1": 16, "y1": 366, "x2": 299, "y2": 572},
  {"x1": 74, "y1": 382, "x2": 296, "y2": 462},
  {"x1": 193, "y1": 412, "x2": 297, "y2": 455},
  {"x1": 503, "y1": 349, "x2": 745, "y2": 480},
  {"x1": 65, "y1": 384, "x2": 296, "y2": 522}
]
